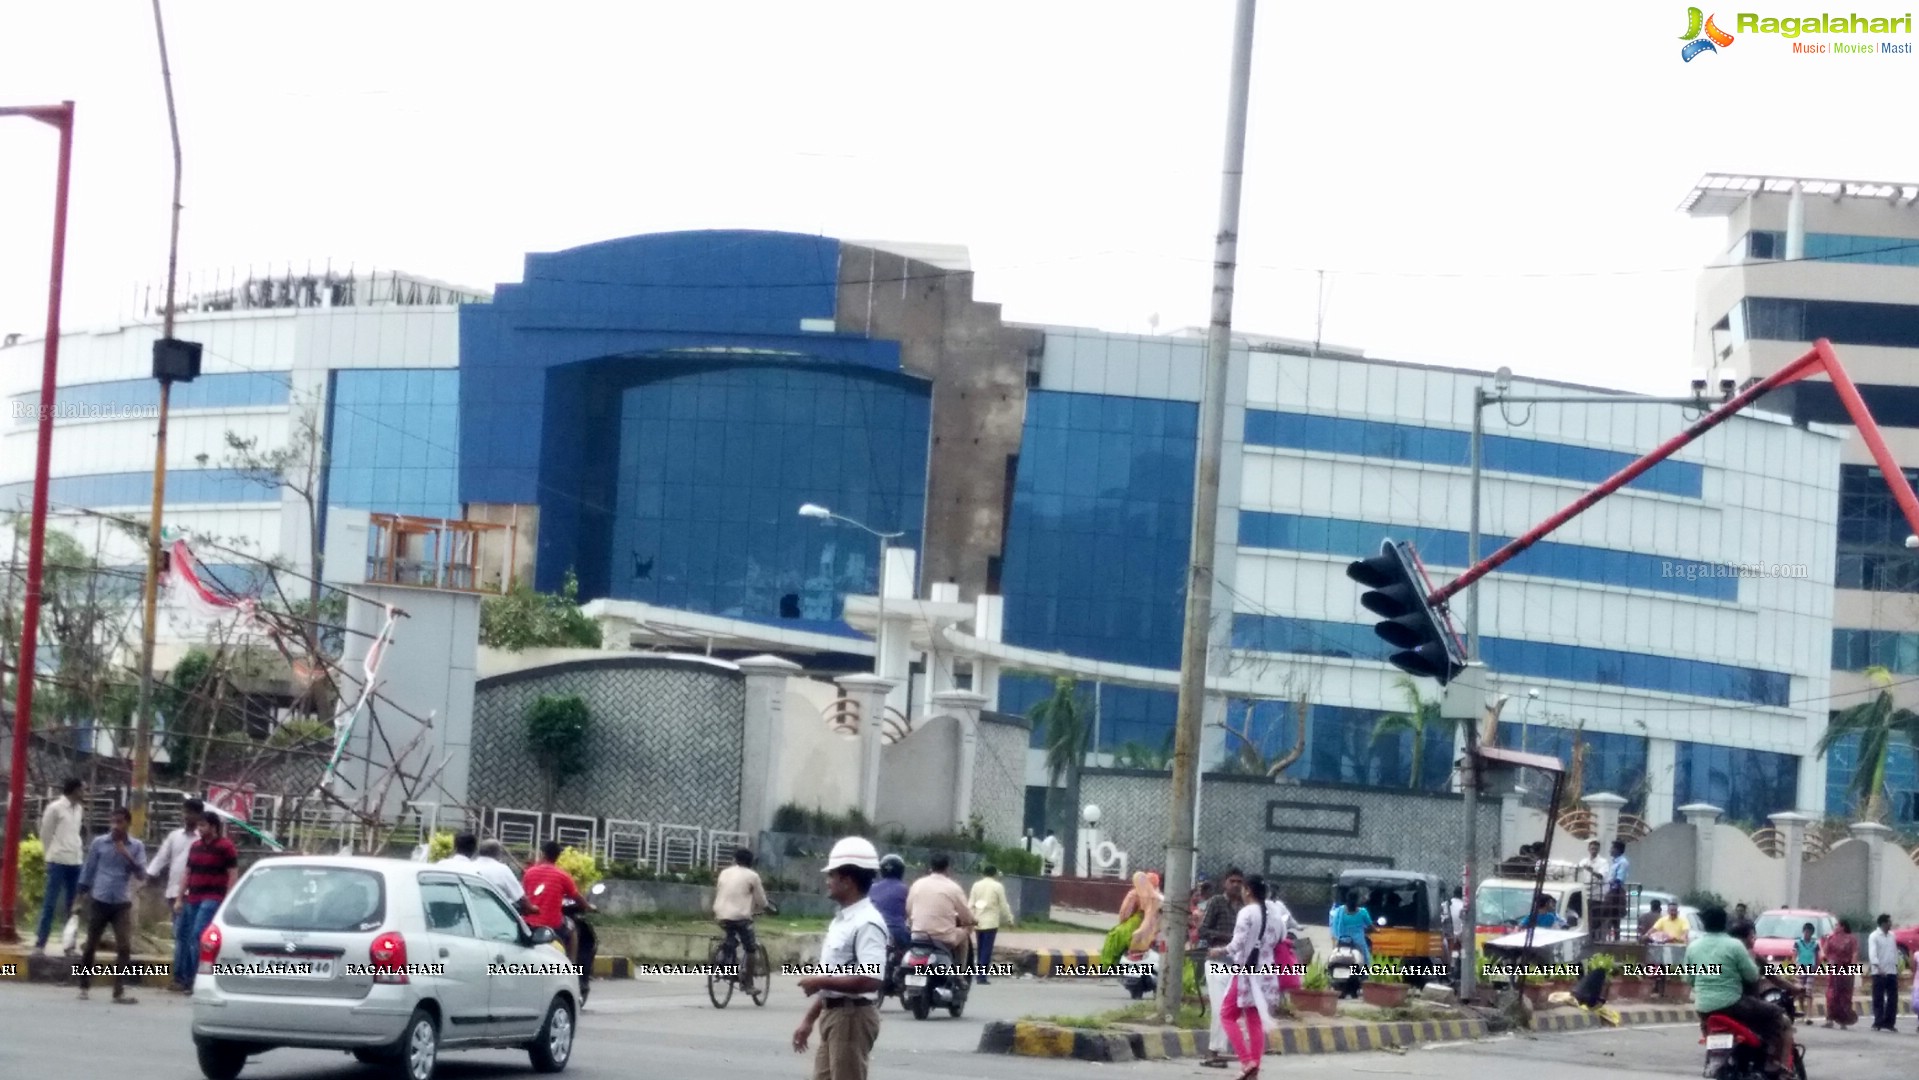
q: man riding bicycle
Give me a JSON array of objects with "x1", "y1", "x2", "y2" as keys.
[{"x1": 715, "y1": 847, "x2": 773, "y2": 991}]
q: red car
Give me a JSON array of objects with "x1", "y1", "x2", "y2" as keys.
[
  {"x1": 1894, "y1": 923, "x2": 1919, "y2": 964},
  {"x1": 1751, "y1": 908, "x2": 1838, "y2": 964}
]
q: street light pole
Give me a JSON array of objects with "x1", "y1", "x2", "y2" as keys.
[
  {"x1": 0, "y1": 100, "x2": 75, "y2": 944},
  {"x1": 131, "y1": 0, "x2": 186, "y2": 839},
  {"x1": 1161, "y1": 0, "x2": 1257, "y2": 1022},
  {"x1": 797, "y1": 503, "x2": 905, "y2": 682}
]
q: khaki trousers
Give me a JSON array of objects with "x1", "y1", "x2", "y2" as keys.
[{"x1": 812, "y1": 1001, "x2": 880, "y2": 1080}]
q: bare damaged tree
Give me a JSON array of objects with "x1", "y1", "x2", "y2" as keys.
[
  {"x1": 211, "y1": 390, "x2": 328, "y2": 614},
  {"x1": 1213, "y1": 662, "x2": 1317, "y2": 779}
]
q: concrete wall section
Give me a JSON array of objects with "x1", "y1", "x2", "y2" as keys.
[
  {"x1": 469, "y1": 654, "x2": 745, "y2": 828},
  {"x1": 1801, "y1": 840, "x2": 1869, "y2": 917},
  {"x1": 836, "y1": 244, "x2": 1041, "y2": 600},
  {"x1": 1080, "y1": 770, "x2": 1501, "y2": 913},
  {"x1": 1627, "y1": 821, "x2": 1698, "y2": 897},
  {"x1": 971, "y1": 711, "x2": 1031, "y2": 844},
  {"x1": 878, "y1": 714, "x2": 962, "y2": 836}
]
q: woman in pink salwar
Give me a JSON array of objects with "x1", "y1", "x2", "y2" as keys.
[{"x1": 1209, "y1": 874, "x2": 1284, "y2": 1080}]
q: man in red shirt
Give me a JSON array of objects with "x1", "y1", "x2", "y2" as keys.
[
  {"x1": 182, "y1": 812, "x2": 240, "y2": 987},
  {"x1": 522, "y1": 841, "x2": 593, "y2": 959}
]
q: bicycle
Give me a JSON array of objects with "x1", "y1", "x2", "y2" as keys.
[{"x1": 707, "y1": 924, "x2": 770, "y2": 1009}]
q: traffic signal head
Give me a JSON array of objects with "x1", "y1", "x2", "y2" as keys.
[{"x1": 1344, "y1": 539, "x2": 1464, "y2": 685}]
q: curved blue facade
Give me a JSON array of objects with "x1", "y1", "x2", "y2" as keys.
[{"x1": 459, "y1": 230, "x2": 930, "y2": 625}]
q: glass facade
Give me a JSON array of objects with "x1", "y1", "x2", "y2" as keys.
[
  {"x1": 1220, "y1": 698, "x2": 1457, "y2": 791},
  {"x1": 607, "y1": 362, "x2": 929, "y2": 628},
  {"x1": 1832, "y1": 628, "x2": 1919, "y2": 674},
  {"x1": 1747, "y1": 230, "x2": 1919, "y2": 267},
  {"x1": 1822, "y1": 729, "x2": 1919, "y2": 824},
  {"x1": 1244, "y1": 409, "x2": 1704, "y2": 498},
  {"x1": 1837, "y1": 464, "x2": 1919, "y2": 593},
  {"x1": 1673, "y1": 741, "x2": 1801, "y2": 826},
  {"x1": 1240, "y1": 511, "x2": 1738, "y2": 601},
  {"x1": 325, "y1": 370, "x2": 462, "y2": 521},
  {"x1": 1738, "y1": 297, "x2": 1919, "y2": 350},
  {"x1": 11, "y1": 372, "x2": 290, "y2": 422},
  {"x1": 998, "y1": 390, "x2": 1197, "y2": 751},
  {"x1": 0, "y1": 469, "x2": 279, "y2": 509},
  {"x1": 1503, "y1": 723, "x2": 1650, "y2": 812},
  {"x1": 1230, "y1": 613, "x2": 1793, "y2": 707}
]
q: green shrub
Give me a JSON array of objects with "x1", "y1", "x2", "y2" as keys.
[
  {"x1": 555, "y1": 846, "x2": 602, "y2": 892},
  {"x1": 1302, "y1": 955, "x2": 1331, "y2": 991},
  {"x1": 17, "y1": 835, "x2": 46, "y2": 913},
  {"x1": 427, "y1": 830, "x2": 454, "y2": 862},
  {"x1": 1681, "y1": 890, "x2": 1730, "y2": 912}
]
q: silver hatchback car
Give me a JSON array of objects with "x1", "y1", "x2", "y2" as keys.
[{"x1": 191, "y1": 855, "x2": 579, "y2": 1080}]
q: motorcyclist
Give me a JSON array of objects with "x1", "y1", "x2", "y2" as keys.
[
  {"x1": 870, "y1": 854, "x2": 911, "y2": 997},
  {"x1": 1731, "y1": 919, "x2": 1799, "y2": 1020},
  {"x1": 1685, "y1": 906, "x2": 1793, "y2": 1077}
]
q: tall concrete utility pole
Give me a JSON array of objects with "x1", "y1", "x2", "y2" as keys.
[
  {"x1": 131, "y1": 0, "x2": 185, "y2": 837},
  {"x1": 1159, "y1": 0, "x2": 1257, "y2": 1019}
]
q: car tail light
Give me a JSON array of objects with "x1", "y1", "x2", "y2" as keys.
[
  {"x1": 199, "y1": 923, "x2": 222, "y2": 966},
  {"x1": 369, "y1": 932, "x2": 409, "y2": 984},
  {"x1": 906, "y1": 954, "x2": 929, "y2": 966}
]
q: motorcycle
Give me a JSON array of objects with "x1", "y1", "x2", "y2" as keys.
[
  {"x1": 900, "y1": 935, "x2": 970, "y2": 1020},
  {"x1": 1121, "y1": 941, "x2": 1161, "y2": 1000},
  {"x1": 559, "y1": 882, "x2": 606, "y2": 1006},
  {"x1": 1700, "y1": 987, "x2": 1807, "y2": 1080},
  {"x1": 1327, "y1": 937, "x2": 1366, "y2": 999}
]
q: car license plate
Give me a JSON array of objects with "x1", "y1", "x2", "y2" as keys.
[
  {"x1": 1705, "y1": 1033, "x2": 1734, "y2": 1050},
  {"x1": 281, "y1": 959, "x2": 334, "y2": 979},
  {"x1": 904, "y1": 975, "x2": 926, "y2": 986}
]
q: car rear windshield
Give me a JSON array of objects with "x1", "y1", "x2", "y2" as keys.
[
  {"x1": 1754, "y1": 914, "x2": 1823, "y2": 939},
  {"x1": 225, "y1": 865, "x2": 387, "y2": 933}
]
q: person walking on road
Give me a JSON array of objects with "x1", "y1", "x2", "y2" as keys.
[
  {"x1": 33, "y1": 777, "x2": 87, "y2": 956},
  {"x1": 1196, "y1": 868, "x2": 1245, "y2": 1069},
  {"x1": 181, "y1": 811, "x2": 240, "y2": 987},
  {"x1": 967, "y1": 864, "x2": 1015, "y2": 983},
  {"x1": 1209, "y1": 874, "x2": 1285, "y2": 1080},
  {"x1": 144, "y1": 796, "x2": 206, "y2": 992},
  {"x1": 793, "y1": 836, "x2": 888, "y2": 1080},
  {"x1": 76, "y1": 806, "x2": 148, "y2": 1003},
  {"x1": 1869, "y1": 913, "x2": 1900, "y2": 1031},
  {"x1": 1821, "y1": 918, "x2": 1860, "y2": 1029}
]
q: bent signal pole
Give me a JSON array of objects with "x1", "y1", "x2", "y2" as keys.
[{"x1": 1427, "y1": 340, "x2": 1919, "y2": 610}]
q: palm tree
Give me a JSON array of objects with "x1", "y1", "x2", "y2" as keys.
[
  {"x1": 1113, "y1": 732, "x2": 1173, "y2": 770},
  {"x1": 1370, "y1": 676, "x2": 1446, "y2": 790},
  {"x1": 1817, "y1": 666, "x2": 1919, "y2": 822},
  {"x1": 1029, "y1": 677, "x2": 1092, "y2": 840}
]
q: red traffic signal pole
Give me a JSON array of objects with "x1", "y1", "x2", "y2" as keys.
[
  {"x1": 1427, "y1": 339, "x2": 1919, "y2": 611},
  {"x1": 0, "y1": 101, "x2": 74, "y2": 945}
]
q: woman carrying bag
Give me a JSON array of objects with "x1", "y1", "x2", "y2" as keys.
[{"x1": 1209, "y1": 875, "x2": 1284, "y2": 1080}]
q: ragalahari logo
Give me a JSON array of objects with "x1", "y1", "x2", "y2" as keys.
[{"x1": 1680, "y1": 7, "x2": 1736, "y2": 59}]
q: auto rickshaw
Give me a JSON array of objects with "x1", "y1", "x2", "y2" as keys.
[{"x1": 1333, "y1": 869, "x2": 1445, "y2": 986}]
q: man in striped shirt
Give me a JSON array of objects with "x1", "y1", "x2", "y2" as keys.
[{"x1": 182, "y1": 812, "x2": 240, "y2": 987}]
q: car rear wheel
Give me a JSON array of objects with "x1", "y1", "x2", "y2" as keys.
[
  {"x1": 387, "y1": 1009, "x2": 438, "y2": 1080},
  {"x1": 527, "y1": 995, "x2": 575, "y2": 1073},
  {"x1": 196, "y1": 1040, "x2": 247, "y2": 1080}
]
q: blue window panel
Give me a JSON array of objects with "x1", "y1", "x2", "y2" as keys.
[
  {"x1": 1231, "y1": 612, "x2": 1791, "y2": 707},
  {"x1": 1243, "y1": 409, "x2": 1703, "y2": 498},
  {"x1": 1673, "y1": 741, "x2": 1801, "y2": 827},
  {"x1": 12, "y1": 372, "x2": 291, "y2": 421},
  {"x1": 1001, "y1": 390, "x2": 1200, "y2": 694},
  {"x1": 0, "y1": 468, "x2": 279, "y2": 509},
  {"x1": 1747, "y1": 231, "x2": 1919, "y2": 269},
  {"x1": 608, "y1": 363, "x2": 929, "y2": 627},
  {"x1": 1237, "y1": 511, "x2": 1738, "y2": 601},
  {"x1": 1831, "y1": 628, "x2": 1919, "y2": 675},
  {"x1": 325, "y1": 369, "x2": 461, "y2": 520},
  {"x1": 1823, "y1": 731, "x2": 1919, "y2": 824}
]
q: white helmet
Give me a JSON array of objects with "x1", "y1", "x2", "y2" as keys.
[{"x1": 824, "y1": 836, "x2": 881, "y2": 872}]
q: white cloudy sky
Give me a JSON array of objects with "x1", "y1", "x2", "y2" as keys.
[{"x1": 1, "y1": 1, "x2": 1913, "y2": 394}]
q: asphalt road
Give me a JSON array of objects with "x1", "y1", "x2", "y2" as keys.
[
  {"x1": 0, "y1": 971, "x2": 1144, "y2": 1080},
  {"x1": 6, "y1": 975, "x2": 1917, "y2": 1080}
]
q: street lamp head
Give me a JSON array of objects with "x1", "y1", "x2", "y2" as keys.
[
  {"x1": 798, "y1": 503, "x2": 832, "y2": 520},
  {"x1": 1493, "y1": 366, "x2": 1513, "y2": 394}
]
